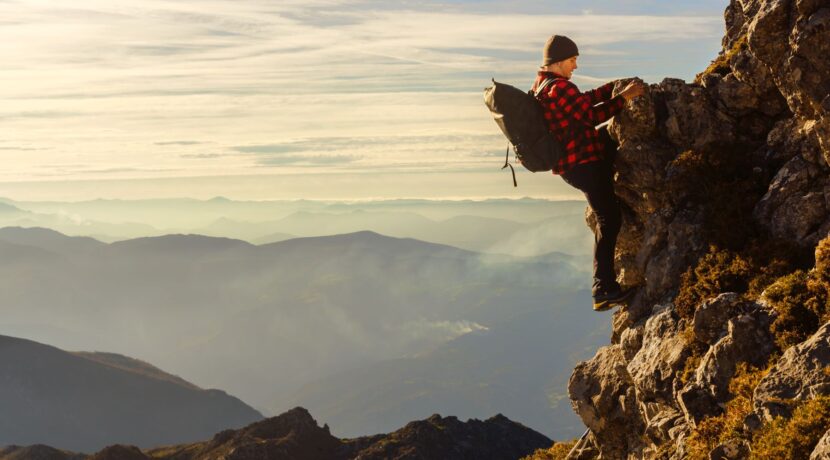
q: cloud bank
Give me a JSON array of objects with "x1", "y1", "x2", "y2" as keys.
[{"x1": 0, "y1": 0, "x2": 725, "y2": 199}]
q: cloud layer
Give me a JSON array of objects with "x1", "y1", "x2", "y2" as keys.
[{"x1": 0, "y1": 0, "x2": 725, "y2": 199}]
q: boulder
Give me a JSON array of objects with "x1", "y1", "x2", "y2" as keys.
[
  {"x1": 659, "y1": 79, "x2": 737, "y2": 151},
  {"x1": 627, "y1": 307, "x2": 692, "y2": 405},
  {"x1": 641, "y1": 210, "x2": 705, "y2": 301},
  {"x1": 620, "y1": 324, "x2": 645, "y2": 361},
  {"x1": 693, "y1": 293, "x2": 744, "y2": 345},
  {"x1": 641, "y1": 405, "x2": 684, "y2": 446},
  {"x1": 569, "y1": 345, "x2": 645, "y2": 460},
  {"x1": 709, "y1": 438, "x2": 750, "y2": 459},
  {"x1": 754, "y1": 139, "x2": 830, "y2": 248},
  {"x1": 680, "y1": 312, "x2": 774, "y2": 424},
  {"x1": 754, "y1": 321, "x2": 830, "y2": 420}
]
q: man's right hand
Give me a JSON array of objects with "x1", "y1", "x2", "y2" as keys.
[{"x1": 620, "y1": 81, "x2": 646, "y2": 101}]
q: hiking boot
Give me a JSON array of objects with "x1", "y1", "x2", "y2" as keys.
[{"x1": 592, "y1": 286, "x2": 635, "y2": 312}]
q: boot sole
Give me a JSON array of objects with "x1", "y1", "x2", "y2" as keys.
[
  {"x1": 592, "y1": 289, "x2": 635, "y2": 312},
  {"x1": 592, "y1": 300, "x2": 615, "y2": 312}
]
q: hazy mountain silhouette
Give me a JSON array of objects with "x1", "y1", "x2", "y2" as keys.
[
  {"x1": 0, "y1": 227, "x2": 105, "y2": 257},
  {"x1": 0, "y1": 227, "x2": 593, "y2": 440},
  {"x1": 195, "y1": 217, "x2": 296, "y2": 242},
  {"x1": 287, "y1": 289, "x2": 607, "y2": 438},
  {"x1": 0, "y1": 445, "x2": 84, "y2": 460},
  {"x1": 1, "y1": 407, "x2": 553, "y2": 460},
  {"x1": 0, "y1": 335, "x2": 262, "y2": 453},
  {"x1": 0, "y1": 198, "x2": 590, "y2": 257},
  {"x1": 0, "y1": 202, "x2": 26, "y2": 215}
]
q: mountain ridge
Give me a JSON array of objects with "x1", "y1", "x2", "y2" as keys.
[
  {"x1": 1, "y1": 407, "x2": 554, "y2": 460},
  {"x1": 0, "y1": 334, "x2": 262, "y2": 453}
]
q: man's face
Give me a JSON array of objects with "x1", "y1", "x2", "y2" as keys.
[{"x1": 558, "y1": 56, "x2": 578, "y2": 79}]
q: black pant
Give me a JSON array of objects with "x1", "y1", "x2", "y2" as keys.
[{"x1": 561, "y1": 129, "x2": 621, "y2": 296}]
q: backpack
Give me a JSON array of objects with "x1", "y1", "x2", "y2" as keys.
[{"x1": 483, "y1": 77, "x2": 566, "y2": 186}]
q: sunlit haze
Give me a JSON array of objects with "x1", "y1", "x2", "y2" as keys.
[{"x1": 0, "y1": 0, "x2": 725, "y2": 201}]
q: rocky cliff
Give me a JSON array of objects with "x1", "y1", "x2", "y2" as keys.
[{"x1": 559, "y1": 0, "x2": 830, "y2": 458}]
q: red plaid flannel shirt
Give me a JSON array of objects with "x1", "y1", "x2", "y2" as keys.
[{"x1": 532, "y1": 71, "x2": 626, "y2": 175}]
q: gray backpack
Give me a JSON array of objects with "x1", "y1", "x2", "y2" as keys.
[{"x1": 483, "y1": 78, "x2": 566, "y2": 185}]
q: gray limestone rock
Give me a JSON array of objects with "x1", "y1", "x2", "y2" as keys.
[
  {"x1": 754, "y1": 154, "x2": 830, "y2": 247},
  {"x1": 642, "y1": 405, "x2": 684, "y2": 447},
  {"x1": 660, "y1": 79, "x2": 737, "y2": 151},
  {"x1": 680, "y1": 312, "x2": 774, "y2": 424},
  {"x1": 754, "y1": 321, "x2": 830, "y2": 421},
  {"x1": 641, "y1": 210, "x2": 705, "y2": 301},
  {"x1": 620, "y1": 324, "x2": 645, "y2": 362},
  {"x1": 627, "y1": 307, "x2": 692, "y2": 406},
  {"x1": 811, "y1": 429, "x2": 830, "y2": 460},
  {"x1": 693, "y1": 293, "x2": 744, "y2": 345},
  {"x1": 709, "y1": 438, "x2": 750, "y2": 459},
  {"x1": 569, "y1": 345, "x2": 645, "y2": 460}
]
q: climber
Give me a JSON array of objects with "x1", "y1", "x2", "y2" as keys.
[{"x1": 532, "y1": 35, "x2": 646, "y2": 312}]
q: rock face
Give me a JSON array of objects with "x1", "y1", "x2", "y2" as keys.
[
  {"x1": 570, "y1": 345, "x2": 645, "y2": 459},
  {"x1": 608, "y1": 0, "x2": 830, "y2": 316},
  {"x1": 564, "y1": 0, "x2": 830, "y2": 458},
  {"x1": 754, "y1": 322, "x2": 830, "y2": 421},
  {"x1": 5, "y1": 407, "x2": 552, "y2": 460},
  {"x1": 680, "y1": 309, "x2": 774, "y2": 423}
]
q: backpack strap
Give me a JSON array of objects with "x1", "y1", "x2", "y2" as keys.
[
  {"x1": 533, "y1": 77, "x2": 556, "y2": 98},
  {"x1": 501, "y1": 144, "x2": 517, "y2": 187}
]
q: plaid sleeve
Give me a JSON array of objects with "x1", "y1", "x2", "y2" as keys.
[
  {"x1": 584, "y1": 81, "x2": 617, "y2": 105},
  {"x1": 548, "y1": 80, "x2": 626, "y2": 127}
]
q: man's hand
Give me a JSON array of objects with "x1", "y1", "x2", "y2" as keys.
[{"x1": 620, "y1": 81, "x2": 646, "y2": 101}]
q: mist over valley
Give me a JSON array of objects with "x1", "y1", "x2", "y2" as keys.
[{"x1": 0, "y1": 198, "x2": 604, "y2": 446}]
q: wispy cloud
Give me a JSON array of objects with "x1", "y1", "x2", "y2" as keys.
[
  {"x1": 156, "y1": 141, "x2": 209, "y2": 146},
  {"x1": 0, "y1": 0, "x2": 725, "y2": 198},
  {"x1": 255, "y1": 154, "x2": 360, "y2": 167}
]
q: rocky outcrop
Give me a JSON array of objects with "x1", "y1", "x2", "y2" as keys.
[
  {"x1": 346, "y1": 413, "x2": 551, "y2": 460},
  {"x1": 754, "y1": 321, "x2": 830, "y2": 421},
  {"x1": 570, "y1": 345, "x2": 645, "y2": 459},
  {"x1": 6, "y1": 407, "x2": 551, "y2": 460},
  {"x1": 680, "y1": 309, "x2": 774, "y2": 423},
  {"x1": 627, "y1": 307, "x2": 691, "y2": 407},
  {"x1": 607, "y1": 0, "x2": 830, "y2": 312},
  {"x1": 692, "y1": 293, "x2": 745, "y2": 345},
  {"x1": 566, "y1": 0, "x2": 830, "y2": 458}
]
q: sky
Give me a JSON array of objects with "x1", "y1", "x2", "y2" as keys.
[{"x1": 0, "y1": 0, "x2": 728, "y2": 201}]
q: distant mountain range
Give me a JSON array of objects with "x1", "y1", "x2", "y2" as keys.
[
  {"x1": 0, "y1": 407, "x2": 554, "y2": 460},
  {"x1": 0, "y1": 226, "x2": 601, "y2": 441},
  {"x1": 0, "y1": 335, "x2": 261, "y2": 453},
  {"x1": 0, "y1": 197, "x2": 592, "y2": 258}
]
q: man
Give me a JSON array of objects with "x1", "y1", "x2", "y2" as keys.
[{"x1": 532, "y1": 35, "x2": 645, "y2": 311}]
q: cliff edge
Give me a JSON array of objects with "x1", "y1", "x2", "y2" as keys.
[{"x1": 557, "y1": 0, "x2": 830, "y2": 458}]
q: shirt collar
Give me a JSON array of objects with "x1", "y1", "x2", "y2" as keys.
[{"x1": 538, "y1": 70, "x2": 567, "y2": 79}]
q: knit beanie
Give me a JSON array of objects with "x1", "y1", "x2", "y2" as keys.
[{"x1": 542, "y1": 35, "x2": 579, "y2": 66}]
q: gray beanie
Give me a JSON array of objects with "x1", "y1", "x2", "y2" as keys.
[{"x1": 542, "y1": 35, "x2": 579, "y2": 66}]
